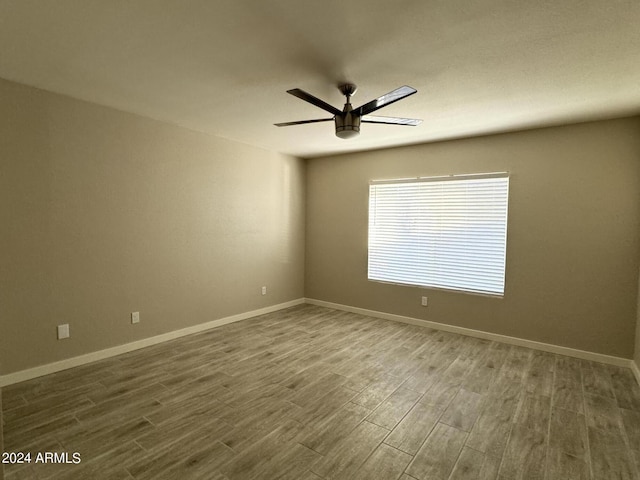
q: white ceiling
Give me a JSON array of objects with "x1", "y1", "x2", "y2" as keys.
[{"x1": 1, "y1": 0, "x2": 639, "y2": 158}]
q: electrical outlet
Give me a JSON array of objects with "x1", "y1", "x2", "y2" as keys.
[
  {"x1": 421, "y1": 296, "x2": 428, "y2": 307},
  {"x1": 57, "y1": 324, "x2": 70, "y2": 340},
  {"x1": 261, "y1": 286, "x2": 267, "y2": 295},
  {"x1": 131, "y1": 312, "x2": 140, "y2": 324}
]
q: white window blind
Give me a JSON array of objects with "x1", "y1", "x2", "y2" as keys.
[{"x1": 368, "y1": 173, "x2": 509, "y2": 296}]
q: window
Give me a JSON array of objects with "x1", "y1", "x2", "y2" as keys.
[{"x1": 368, "y1": 172, "x2": 509, "y2": 296}]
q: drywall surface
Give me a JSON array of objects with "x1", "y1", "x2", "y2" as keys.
[
  {"x1": 0, "y1": 78, "x2": 305, "y2": 375},
  {"x1": 306, "y1": 117, "x2": 640, "y2": 358},
  {"x1": 636, "y1": 269, "x2": 640, "y2": 372}
]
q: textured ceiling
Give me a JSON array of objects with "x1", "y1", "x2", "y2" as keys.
[{"x1": 1, "y1": 0, "x2": 639, "y2": 158}]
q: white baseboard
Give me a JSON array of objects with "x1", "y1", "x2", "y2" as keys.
[
  {"x1": 0, "y1": 298, "x2": 305, "y2": 387},
  {"x1": 632, "y1": 359, "x2": 640, "y2": 386},
  {"x1": 305, "y1": 298, "x2": 635, "y2": 370},
  {"x1": 2, "y1": 297, "x2": 637, "y2": 388}
]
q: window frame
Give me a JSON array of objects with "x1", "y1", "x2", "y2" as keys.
[{"x1": 367, "y1": 172, "x2": 510, "y2": 297}]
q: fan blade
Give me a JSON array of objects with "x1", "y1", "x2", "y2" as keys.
[
  {"x1": 353, "y1": 86, "x2": 418, "y2": 116},
  {"x1": 361, "y1": 115, "x2": 422, "y2": 126},
  {"x1": 274, "y1": 118, "x2": 333, "y2": 127},
  {"x1": 287, "y1": 89, "x2": 342, "y2": 116}
]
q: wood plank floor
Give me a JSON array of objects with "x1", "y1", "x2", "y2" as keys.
[{"x1": 2, "y1": 304, "x2": 640, "y2": 480}]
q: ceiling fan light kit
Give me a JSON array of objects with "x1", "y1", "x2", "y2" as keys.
[
  {"x1": 335, "y1": 84, "x2": 360, "y2": 139},
  {"x1": 275, "y1": 83, "x2": 422, "y2": 139}
]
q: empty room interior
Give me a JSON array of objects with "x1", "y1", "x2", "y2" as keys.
[{"x1": 2, "y1": 1, "x2": 640, "y2": 479}]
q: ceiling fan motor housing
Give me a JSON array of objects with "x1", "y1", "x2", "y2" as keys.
[{"x1": 335, "y1": 104, "x2": 361, "y2": 139}]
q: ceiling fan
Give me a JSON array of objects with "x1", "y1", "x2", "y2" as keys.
[{"x1": 275, "y1": 83, "x2": 422, "y2": 139}]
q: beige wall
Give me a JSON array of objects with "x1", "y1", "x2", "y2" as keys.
[
  {"x1": 0, "y1": 78, "x2": 305, "y2": 375},
  {"x1": 1, "y1": 74, "x2": 639, "y2": 377},
  {"x1": 636, "y1": 268, "x2": 640, "y2": 370},
  {"x1": 306, "y1": 118, "x2": 640, "y2": 358}
]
